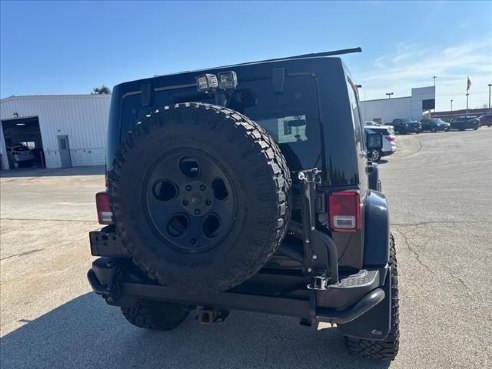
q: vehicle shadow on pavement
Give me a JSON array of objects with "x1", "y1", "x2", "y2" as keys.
[
  {"x1": 1, "y1": 293, "x2": 390, "y2": 369},
  {"x1": 0, "y1": 166, "x2": 105, "y2": 178}
]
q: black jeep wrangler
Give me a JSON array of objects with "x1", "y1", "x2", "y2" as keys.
[{"x1": 88, "y1": 48, "x2": 399, "y2": 361}]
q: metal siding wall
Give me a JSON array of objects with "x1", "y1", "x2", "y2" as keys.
[
  {"x1": 360, "y1": 97, "x2": 412, "y2": 123},
  {"x1": 0, "y1": 95, "x2": 110, "y2": 168}
]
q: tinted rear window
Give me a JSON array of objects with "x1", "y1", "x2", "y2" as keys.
[{"x1": 121, "y1": 75, "x2": 322, "y2": 170}]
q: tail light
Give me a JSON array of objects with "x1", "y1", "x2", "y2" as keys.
[
  {"x1": 96, "y1": 192, "x2": 112, "y2": 225},
  {"x1": 328, "y1": 191, "x2": 361, "y2": 232},
  {"x1": 385, "y1": 135, "x2": 395, "y2": 142}
]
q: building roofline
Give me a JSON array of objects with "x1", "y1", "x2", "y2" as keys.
[
  {"x1": 0, "y1": 94, "x2": 111, "y2": 103},
  {"x1": 360, "y1": 96, "x2": 411, "y2": 103}
]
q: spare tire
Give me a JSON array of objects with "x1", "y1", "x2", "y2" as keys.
[{"x1": 110, "y1": 103, "x2": 291, "y2": 293}]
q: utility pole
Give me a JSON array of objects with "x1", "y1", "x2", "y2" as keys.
[{"x1": 386, "y1": 92, "x2": 394, "y2": 99}]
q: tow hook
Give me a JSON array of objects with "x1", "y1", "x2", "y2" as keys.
[{"x1": 195, "y1": 307, "x2": 230, "y2": 324}]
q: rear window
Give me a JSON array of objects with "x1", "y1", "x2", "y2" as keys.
[
  {"x1": 121, "y1": 75, "x2": 322, "y2": 170},
  {"x1": 366, "y1": 127, "x2": 393, "y2": 135}
]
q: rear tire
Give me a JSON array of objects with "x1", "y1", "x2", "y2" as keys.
[
  {"x1": 344, "y1": 234, "x2": 400, "y2": 361},
  {"x1": 121, "y1": 299, "x2": 189, "y2": 331}
]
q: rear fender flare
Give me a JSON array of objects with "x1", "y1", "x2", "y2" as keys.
[{"x1": 363, "y1": 191, "x2": 389, "y2": 266}]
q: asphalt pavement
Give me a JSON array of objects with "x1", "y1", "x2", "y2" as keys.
[{"x1": 1, "y1": 129, "x2": 491, "y2": 369}]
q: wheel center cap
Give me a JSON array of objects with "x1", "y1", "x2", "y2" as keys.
[{"x1": 190, "y1": 193, "x2": 202, "y2": 205}]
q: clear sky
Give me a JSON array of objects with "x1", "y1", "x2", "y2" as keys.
[{"x1": 1, "y1": 1, "x2": 491, "y2": 111}]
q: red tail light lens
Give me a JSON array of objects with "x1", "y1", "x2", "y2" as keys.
[
  {"x1": 385, "y1": 135, "x2": 395, "y2": 142},
  {"x1": 328, "y1": 191, "x2": 361, "y2": 232},
  {"x1": 96, "y1": 192, "x2": 113, "y2": 225}
]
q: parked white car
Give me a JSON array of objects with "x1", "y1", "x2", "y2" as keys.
[
  {"x1": 6, "y1": 145, "x2": 35, "y2": 168},
  {"x1": 364, "y1": 125, "x2": 396, "y2": 162}
]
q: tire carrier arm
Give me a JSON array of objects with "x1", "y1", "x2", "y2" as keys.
[{"x1": 298, "y1": 169, "x2": 339, "y2": 289}]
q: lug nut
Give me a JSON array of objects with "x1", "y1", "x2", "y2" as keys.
[
  {"x1": 190, "y1": 239, "x2": 197, "y2": 245},
  {"x1": 183, "y1": 200, "x2": 189, "y2": 206},
  {"x1": 200, "y1": 184, "x2": 206, "y2": 191},
  {"x1": 206, "y1": 200, "x2": 212, "y2": 206},
  {"x1": 185, "y1": 185, "x2": 192, "y2": 191},
  {"x1": 194, "y1": 209, "x2": 200, "y2": 215}
]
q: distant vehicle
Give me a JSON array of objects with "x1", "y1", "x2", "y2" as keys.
[
  {"x1": 6, "y1": 145, "x2": 34, "y2": 168},
  {"x1": 478, "y1": 114, "x2": 492, "y2": 127},
  {"x1": 391, "y1": 119, "x2": 422, "y2": 134},
  {"x1": 420, "y1": 118, "x2": 450, "y2": 132},
  {"x1": 364, "y1": 120, "x2": 380, "y2": 126},
  {"x1": 364, "y1": 125, "x2": 396, "y2": 161},
  {"x1": 450, "y1": 116, "x2": 480, "y2": 131}
]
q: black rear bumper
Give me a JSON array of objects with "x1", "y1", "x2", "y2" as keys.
[{"x1": 88, "y1": 254, "x2": 392, "y2": 340}]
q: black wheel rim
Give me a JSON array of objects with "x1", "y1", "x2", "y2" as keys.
[{"x1": 144, "y1": 149, "x2": 237, "y2": 253}]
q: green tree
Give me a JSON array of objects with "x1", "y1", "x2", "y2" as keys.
[{"x1": 91, "y1": 85, "x2": 111, "y2": 95}]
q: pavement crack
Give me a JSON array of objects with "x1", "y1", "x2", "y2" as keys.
[
  {"x1": 1, "y1": 249, "x2": 43, "y2": 261},
  {"x1": 449, "y1": 273, "x2": 469, "y2": 289},
  {"x1": 393, "y1": 227, "x2": 433, "y2": 273}
]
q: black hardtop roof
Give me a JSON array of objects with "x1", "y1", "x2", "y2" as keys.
[{"x1": 114, "y1": 47, "x2": 361, "y2": 90}]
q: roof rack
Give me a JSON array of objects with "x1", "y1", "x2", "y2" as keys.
[{"x1": 240, "y1": 47, "x2": 362, "y2": 65}]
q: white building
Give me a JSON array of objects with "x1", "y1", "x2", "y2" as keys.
[
  {"x1": 360, "y1": 86, "x2": 435, "y2": 124},
  {"x1": 0, "y1": 94, "x2": 111, "y2": 170}
]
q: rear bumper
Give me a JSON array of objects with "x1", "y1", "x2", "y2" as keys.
[
  {"x1": 88, "y1": 227, "x2": 393, "y2": 340},
  {"x1": 88, "y1": 259, "x2": 386, "y2": 325},
  {"x1": 381, "y1": 148, "x2": 396, "y2": 156}
]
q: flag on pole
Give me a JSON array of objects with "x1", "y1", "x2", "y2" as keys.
[{"x1": 467, "y1": 76, "x2": 472, "y2": 91}]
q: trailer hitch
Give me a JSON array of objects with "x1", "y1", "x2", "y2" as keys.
[{"x1": 195, "y1": 307, "x2": 230, "y2": 324}]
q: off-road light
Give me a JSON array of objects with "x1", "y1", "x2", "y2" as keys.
[
  {"x1": 96, "y1": 191, "x2": 113, "y2": 225},
  {"x1": 196, "y1": 74, "x2": 218, "y2": 92},
  {"x1": 328, "y1": 191, "x2": 361, "y2": 232},
  {"x1": 218, "y1": 71, "x2": 238, "y2": 90}
]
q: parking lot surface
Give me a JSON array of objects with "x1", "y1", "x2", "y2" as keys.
[{"x1": 1, "y1": 129, "x2": 491, "y2": 369}]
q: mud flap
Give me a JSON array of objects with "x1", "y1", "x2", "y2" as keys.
[{"x1": 337, "y1": 268, "x2": 391, "y2": 340}]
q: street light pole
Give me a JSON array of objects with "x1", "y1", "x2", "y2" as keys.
[
  {"x1": 433, "y1": 76, "x2": 437, "y2": 87},
  {"x1": 386, "y1": 92, "x2": 394, "y2": 99},
  {"x1": 466, "y1": 93, "x2": 469, "y2": 116},
  {"x1": 450, "y1": 99, "x2": 453, "y2": 112},
  {"x1": 488, "y1": 84, "x2": 491, "y2": 111}
]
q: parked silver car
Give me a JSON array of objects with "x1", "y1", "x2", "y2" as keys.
[{"x1": 364, "y1": 125, "x2": 397, "y2": 161}]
